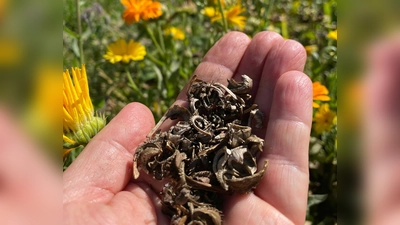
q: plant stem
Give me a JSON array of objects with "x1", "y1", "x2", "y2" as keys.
[
  {"x1": 217, "y1": 0, "x2": 228, "y2": 33},
  {"x1": 76, "y1": 0, "x2": 84, "y2": 65},
  {"x1": 281, "y1": 15, "x2": 288, "y2": 39},
  {"x1": 147, "y1": 53, "x2": 165, "y2": 67},
  {"x1": 125, "y1": 66, "x2": 142, "y2": 97},
  {"x1": 157, "y1": 21, "x2": 166, "y2": 53},
  {"x1": 266, "y1": 0, "x2": 276, "y2": 24},
  {"x1": 144, "y1": 22, "x2": 165, "y2": 57}
]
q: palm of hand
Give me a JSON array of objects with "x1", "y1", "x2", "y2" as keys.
[{"x1": 63, "y1": 31, "x2": 312, "y2": 225}]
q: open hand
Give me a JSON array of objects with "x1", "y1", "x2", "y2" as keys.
[{"x1": 63, "y1": 31, "x2": 312, "y2": 225}]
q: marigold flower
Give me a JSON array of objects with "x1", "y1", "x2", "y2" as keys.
[
  {"x1": 203, "y1": 7, "x2": 218, "y2": 20},
  {"x1": 305, "y1": 45, "x2": 318, "y2": 55},
  {"x1": 225, "y1": 5, "x2": 246, "y2": 30},
  {"x1": 327, "y1": 29, "x2": 337, "y2": 40},
  {"x1": 103, "y1": 39, "x2": 146, "y2": 64},
  {"x1": 313, "y1": 103, "x2": 337, "y2": 134},
  {"x1": 203, "y1": 3, "x2": 247, "y2": 30},
  {"x1": 313, "y1": 81, "x2": 331, "y2": 108},
  {"x1": 164, "y1": 27, "x2": 185, "y2": 40},
  {"x1": 121, "y1": 0, "x2": 162, "y2": 24},
  {"x1": 63, "y1": 65, "x2": 106, "y2": 157}
]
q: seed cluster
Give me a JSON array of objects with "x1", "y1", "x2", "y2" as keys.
[{"x1": 134, "y1": 75, "x2": 268, "y2": 225}]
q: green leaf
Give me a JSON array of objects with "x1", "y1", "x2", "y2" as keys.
[
  {"x1": 63, "y1": 26, "x2": 78, "y2": 38},
  {"x1": 308, "y1": 194, "x2": 328, "y2": 208}
]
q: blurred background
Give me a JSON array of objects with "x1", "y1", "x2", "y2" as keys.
[{"x1": 0, "y1": 0, "x2": 61, "y2": 158}]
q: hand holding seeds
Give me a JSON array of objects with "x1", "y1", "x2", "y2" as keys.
[
  {"x1": 63, "y1": 31, "x2": 313, "y2": 225},
  {"x1": 134, "y1": 74, "x2": 268, "y2": 224}
]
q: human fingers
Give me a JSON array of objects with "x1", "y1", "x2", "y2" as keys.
[
  {"x1": 233, "y1": 31, "x2": 286, "y2": 101},
  {"x1": 174, "y1": 31, "x2": 251, "y2": 103},
  {"x1": 156, "y1": 31, "x2": 251, "y2": 130},
  {"x1": 255, "y1": 71, "x2": 312, "y2": 224},
  {"x1": 64, "y1": 182, "x2": 170, "y2": 225},
  {"x1": 365, "y1": 36, "x2": 400, "y2": 123},
  {"x1": 363, "y1": 35, "x2": 400, "y2": 224},
  {"x1": 107, "y1": 182, "x2": 170, "y2": 225},
  {"x1": 223, "y1": 193, "x2": 294, "y2": 225},
  {"x1": 0, "y1": 107, "x2": 61, "y2": 225},
  {"x1": 252, "y1": 36, "x2": 307, "y2": 131},
  {"x1": 63, "y1": 102, "x2": 155, "y2": 203}
]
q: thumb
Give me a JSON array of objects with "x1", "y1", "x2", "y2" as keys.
[{"x1": 64, "y1": 102, "x2": 155, "y2": 203}]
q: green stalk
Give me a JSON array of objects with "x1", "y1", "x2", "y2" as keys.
[
  {"x1": 76, "y1": 0, "x2": 84, "y2": 65},
  {"x1": 281, "y1": 15, "x2": 288, "y2": 39},
  {"x1": 147, "y1": 53, "x2": 165, "y2": 67},
  {"x1": 125, "y1": 66, "x2": 141, "y2": 97},
  {"x1": 156, "y1": 21, "x2": 166, "y2": 53},
  {"x1": 144, "y1": 23, "x2": 165, "y2": 56},
  {"x1": 265, "y1": 0, "x2": 275, "y2": 28},
  {"x1": 217, "y1": 0, "x2": 228, "y2": 33}
]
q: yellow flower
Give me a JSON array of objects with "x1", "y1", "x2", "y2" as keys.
[
  {"x1": 0, "y1": 38, "x2": 22, "y2": 66},
  {"x1": 103, "y1": 39, "x2": 146, "y2": 64},
  {"x1": 63, "y1": 65, "x2": 106, "y2": 157},
  {"x1": 121, "y1": 0, "x2": 162, "y2": 24},
  {"x1": 203, "y1": 6, "x2": 219, "y2": 20},
  {"x1": 203, "y1": 3, "x2": 247, "y2": 30},
  {"x1": 164, "y1": 27, "x2": 185, "y2": 40},
  {"x1": 327, "y1": 29, "x2": 337, "y2": 40},
  {"x1": 305, "y1": 45, "x2": 318, "y2": 55},
  {"x1": 313, "y1": 104, "x2": 337, "y2": 134},
  {"x1": 313, "y1": 81, "x2": 331, "y2": 108},
  {"x1": 225, "y1": 5, "x2": 246, "y2": 30}
]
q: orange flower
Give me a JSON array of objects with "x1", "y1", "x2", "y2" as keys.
[
  {"x1": 121, "y1": 0, "x2": 162, "y2": 24},
  {"x1": 313, "y1": 81, "x2": 331, "y2": 108}
]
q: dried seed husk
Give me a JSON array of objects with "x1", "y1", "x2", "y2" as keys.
[{"x1": 134, "y1": 75, "x2": 267, "y2": 225}]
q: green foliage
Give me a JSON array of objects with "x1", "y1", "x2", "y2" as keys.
[{"x1": 63, "y1": 0, "x2": 337, "y2": 223}]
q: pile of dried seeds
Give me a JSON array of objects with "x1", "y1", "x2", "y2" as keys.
[{"x1": 134, "y1": 75, "x2": 268, "y2": 225}]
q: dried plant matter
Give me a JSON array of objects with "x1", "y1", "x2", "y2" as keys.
[{"x1": 134, "y1": 75, "x2": 268, "y2": 225}]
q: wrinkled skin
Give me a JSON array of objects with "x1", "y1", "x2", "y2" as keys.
[{"x1": 63, "y1": 31, "x2": 312, "y2": 225}]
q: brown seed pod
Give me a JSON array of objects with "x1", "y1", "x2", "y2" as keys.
[{"x1": 133, "y1": 75, "x2": 267, "y2": 225}]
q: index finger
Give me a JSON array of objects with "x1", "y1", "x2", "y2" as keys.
[
  {"x1": 158, "y1": 31, "x2": 251, "y2": 130},
  {"x1": 175, "y1": 31, "x2": 251, "y2": 102}
]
